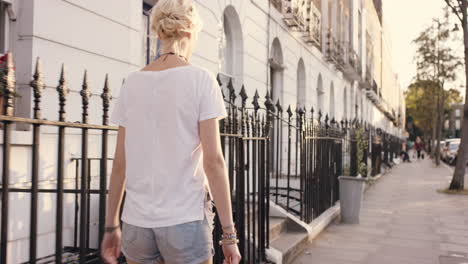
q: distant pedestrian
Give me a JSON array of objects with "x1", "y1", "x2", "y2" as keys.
[
  {"x1": 401, "y1": 141, "x2": 411, "y2": 162},
  {"x1": 415, "y1": 136, "x2": 423, "y2": 159}
]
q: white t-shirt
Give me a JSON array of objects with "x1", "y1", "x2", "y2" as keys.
[{"x1": 110, "y1": 65, "x2": 227, "y2": 228}]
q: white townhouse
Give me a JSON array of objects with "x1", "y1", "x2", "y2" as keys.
[
  {"x1": 7, "y1": 0, "x2": 405, "y2": 132},
  {"x1": 1, "y1": 0, "x2": 405, "y2": 263}
]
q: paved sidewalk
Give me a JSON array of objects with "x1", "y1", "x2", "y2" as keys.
[{"x1": 292, "y1": 159, "x2": 468, "y2": 264}]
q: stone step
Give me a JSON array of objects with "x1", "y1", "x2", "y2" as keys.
[
  {"x1": 269, "y1": 229, "x2": 309, "y2": 264},
  {"x1": 268, "y1": 216, "x2": 287, "y2": 241},
  {"x1": 243, "y1": 215, "x2": 287, "y2": 242}
]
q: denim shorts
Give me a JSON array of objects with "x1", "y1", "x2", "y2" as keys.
[{"x1": 121, "y1": 193, "x2": 216, "y2": 264}]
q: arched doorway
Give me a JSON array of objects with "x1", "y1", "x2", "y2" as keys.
[
  {"x1": 317, "y1": 74, "x2": 324, "y2": 115},
  {"x1": 329, "y1": 82, "x2": 335, "y2": 118},
  {"x1": 270, "y1": 38, "x2": 284, "y2": 104},
  {"x1": 355, "y1": 91, "x2": 360, "y2": 120},
  {"x1": 350, "y1": 85, "x2": 356, "y2": 121},
  {"x1": 297, "y1": 59, "x2": 306, "y2": 109},
  {"x1": 269, "y1": 38, "x2": 284, "y2": 177},
  {"x1": 344, "y1": 86, "x2": 348, "y2": 121},
  {"x1": 221, "y1": 6, "x2": 244, "y2": 91}
]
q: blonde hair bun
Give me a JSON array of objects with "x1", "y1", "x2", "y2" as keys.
[{"x1": 151, "y1": 0, "x2": 202, "y2": 40}]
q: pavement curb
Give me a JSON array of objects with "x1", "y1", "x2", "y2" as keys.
[
  {"x1": 306, "y1": 203, "x2": 340, "y2": 242},
  {"x1": 364, "y1": 173, "x2": 383, "y2": 192}
]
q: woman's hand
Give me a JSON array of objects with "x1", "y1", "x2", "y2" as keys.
[
  {"x1": 100, "y1": 229, "x2": 122, "y2": 264},
  {"x1": 222, "y1": 244, "x2": 241, "y2": 264},
  {"x1": 102, "y1": 126, "x2": 126, "y2": 263}
]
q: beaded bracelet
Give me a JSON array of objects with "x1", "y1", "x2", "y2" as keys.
[
  {"x1": 221, "y1": 232, "x2": 237, "y2": 240},
  {"x1": 219, "y1": 231, "x2": 239, "y2": 246},
  {"x1": 222, "y1": 227, "x2": 237, "y2": 235},
  {"x1": 218, "y1": 238, "x2": 239, "y2": 246}
]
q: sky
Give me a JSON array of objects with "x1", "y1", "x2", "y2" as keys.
[{"x1": 384, "y1": 0, "x2": 463, "y2": 92}]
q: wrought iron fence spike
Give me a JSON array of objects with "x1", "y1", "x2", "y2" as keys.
[
  {"x1": 252, "y1": 89, "x2": 260, "y2": 112},
  {"x1": 101, "y1": 74, "x2": 111, "y2": 125},
  {"x1": 80, "y1": 70, "x2": 91, "y2": 124},
  {"x1": 275, "y1": 98, "x2": 282, "y2": 112},
  {"x1": 264, "y1": 89, "x2": 274, "y2": 113},
  {"x1": 287, "y1": 105, "x2": 293, "y2": 117},
  {"x1": 239, "y1": 84, "x2": 248, "y2": 106},
  {"x1": 56, "y1": 63, "x2": 68, "y2": 121},
  {"x1": 30, "y1": 57, "x2": 44, "y2": 119},
  {"x1": 227, "y1": 77, "x2": 236, "y2": 103}
]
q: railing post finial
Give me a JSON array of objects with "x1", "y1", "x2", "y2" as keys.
[
  {"x1": 101, "y1": 74, "x2": 111, "y2": 125},
  {"x1": 264, "y1": 90, "x2": 274, "y2": 113},
  {"x1": 80, "y1": 70, "x2": 91, "y2": 124},
  {"x1": 287, "y1": 105, "x2": 293, "y2": 119},
  {"x1": 30, "y1": 57, "x2": 44, "y2": 119},
  {"x1": 239, "y1": 84, "x2": 248, "y2": 108},
  {"x1": 252, "y1": 89, "x2": 260, "y2": 113},
  {"x1": 275, "y1": 98, "x2": 282, "y2": 113},
  {"x1": 227, "y1": 77, "x2": 236, "y2": 104},
  {"x1": 56, "y1": 64, "x2": 69, "y2": 122}
]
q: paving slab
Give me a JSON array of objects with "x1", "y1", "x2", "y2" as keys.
[
  {"x1": 439, "y1": 255, "x2": 468, "y2": 264},
  {"x1": 292, "y1": 159, "x2": 468, "y2": 264}
]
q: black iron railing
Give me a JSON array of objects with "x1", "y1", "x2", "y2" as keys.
[
  {"x1": 0, "y1": 53, "x2": 403, "y2": 264},
  {"x1": 0, "y1": 55, "x2": 272, "y2": 264},
  {"x1": 0, "y1": 55, "x2": 117, "y2": 264},
  {"x1": 267, "y1": 105, "x2": 346, "y2": 223}
]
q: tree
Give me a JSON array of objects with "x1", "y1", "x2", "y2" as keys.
[
  {"x1": 406, "y1": 80, "x2": 462, "y2": 138},
  {"x1": 413, "y1": 11, "x2": 462, "y2": 166},
  {"x1": 444, "y1": 0, "x2": 468, "y2": 190}
]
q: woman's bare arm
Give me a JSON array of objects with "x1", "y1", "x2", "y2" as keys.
[
  {"x1": 199, "y1": 118, "x2": 235, "y2": 233},
  {"x1": 106, "y1": 126, "x2": 127, "y2": 227}
]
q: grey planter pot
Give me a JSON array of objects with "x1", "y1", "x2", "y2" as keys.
[{"x1": 338, "y1": 176, "x2": 366, "y2": 224}]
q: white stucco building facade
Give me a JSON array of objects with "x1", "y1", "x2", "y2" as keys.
[
  {"x1": 8, "y1": 0, "x2": 405, "y2": 132},
  {"x1": 2, "y1": 0, "x2": 405, "y2": 262}
]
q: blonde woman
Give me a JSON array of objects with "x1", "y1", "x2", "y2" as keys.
[{"x1": 100, "y1": 1, "x2": 241, "y2": 263}]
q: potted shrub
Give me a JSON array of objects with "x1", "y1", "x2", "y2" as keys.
[{"x1": 338, "y1": 126, "x2": 367, "y2": 224}]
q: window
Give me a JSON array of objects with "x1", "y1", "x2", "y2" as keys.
[
  {"x1": 449, "y1": 143, "x2": 459, "y2": 151},
  {"x1": 143, "y1": 3, "x2": 159, "y2": 65},
  {"x1": 456, "y1": 120, "x2": 460, "y2": 130},
  {"x1": 344, "y1": 87, "x2": 348, "y2": 120},
  {"x1": 456, "y1": 109, "x2": 460, "y2": 117},
  {"x1": 297, "y1": 59, "x2": 306, "y2": 108}
]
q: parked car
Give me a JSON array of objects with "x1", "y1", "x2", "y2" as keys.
[
  {"x1": 441, "y1": 138, "x2": 460, "y2": 162},
  {"x1": 445, "y1": 141, "x2": 460, "y2": 165},
  {"x1": 440, "y1": 140, "x2": 446, "y2": 151},
  {"x1": 446, "y1": 138, "x2": 461, "y2": 144}
]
